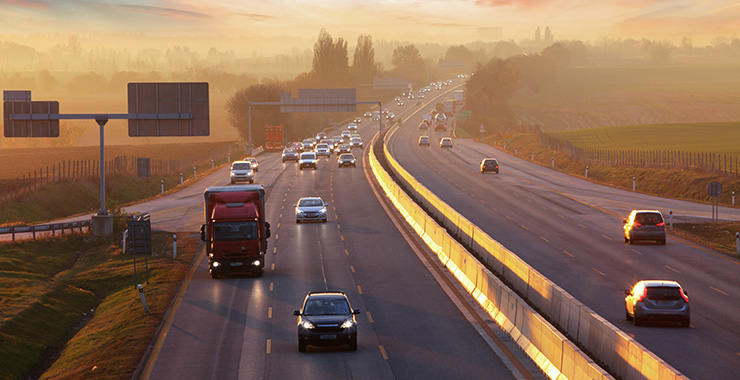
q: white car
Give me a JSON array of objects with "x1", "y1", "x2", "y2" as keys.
[
  {"x1": 299, "y1": 152, "x2": 318, "y2": 170},
  {"x1": 315, "y1": 143, "x2": 331, "y2": 157},
  {"x1": 229, "y1": 161, "x2": 254, "y2": 184},
  {"x1": 295, "y1": 197, "x2": 328, "y2": 223},
  {"x1": 348, "y1": 123, "x2": 358, "y2": 131},
  {"x1": 350, "y1": 138, "x2": 363, "y2": 149}
]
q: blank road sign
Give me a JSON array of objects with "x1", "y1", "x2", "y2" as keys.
[
  {"x1": 127, "y1": 82, "x2": 209, "y2": 137},
  {"x1": 3, "y1": 100, "x2": 60, "y2": 138},
  {"x1": 280, "y1": 88, "x2": 356, "y2": 113}
]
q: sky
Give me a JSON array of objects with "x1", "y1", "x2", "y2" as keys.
[{"x1": 0, "y1": 0, "x2": 738, "y2": 46}]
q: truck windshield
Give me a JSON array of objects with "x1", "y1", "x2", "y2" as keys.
[{"x1": 213, "y1": 221, "x2": 258, "y2": 241}]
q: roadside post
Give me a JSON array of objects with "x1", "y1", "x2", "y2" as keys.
[
  {"x1": 180, "y1": 172, "x2": 183, "y2": 186},
  {"x1": 138, "y1": 284, "x2": 149, "y2": 314},
  {"x1": 585, "y1": 166, "x2": 589, "y2": 178},
  {"x1": 173, "y1": 234, "x2": 177, "y2": 259},
  {"x1": 633, "y1": 177, "x2": 636, "y2": 191},
  {"x1": 193, "y1": 166, "x2": 197, "y2": 180},
  {"x1": 708, "y1": 182, "x2": 722, "y2": 223},
  {"x1": 669, "y1": 210, "x2": 673, "y2": 230},
  {"x1": 736, "y1": 232, "x2": 739, "y2": 255},
  {"x1": 160, "y1": 179, "x2": 164, "y2": 195},
  {"x1": 551, "y1": 157, "x2": 554, "y2": 168}
]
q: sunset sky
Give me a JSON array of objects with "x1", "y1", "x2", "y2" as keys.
[{"x1": 1, "y1": 0, "x2": 738, "y2": 47}]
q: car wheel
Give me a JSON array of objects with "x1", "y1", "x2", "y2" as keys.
[
  {"x1": 624, "y1": 236, "x2": 629, "y2": 243},
  {"x1": 633, "y1": 315, "x2": 641, "y2": 326},
  {"x1": 659, "y1": 239, "x2": 666, "y2": 245},
  {"x1": 349, "y1": 339, "x2": 357, "y2": 351},
  {"x1": 230, "y1": 180, "x2": 234, "y2": 184},
  {"x1": 298, "y1": 341, "x2": 307, "y2": 352},
  {"x1": 299, "y1": 167, "x2": 303, "y2": 170},
  {"x1": 627, "y1": 235, "x2": 634, "y2": 244},
  {"x1": 322, "y1": 219, "x2": 327, "y2": 223},
  {"x1": 296, "y1": 219, "x2": 300, "y2": 223},
  {"x1": 313, "y1": 166, "x2": 317, "y2": 170},
  {"x1": 681, "y1": 317, "x2": 690, "y2": 327},
  {"x1": 211, "y1": 271, "x2": 218, "y2": 279},
  {"x1": 353, "y1": 164, "x2": 356, "y2": 167},
  {"x1": 625, "y1": 309, "x2": 632, "y2": 321}
]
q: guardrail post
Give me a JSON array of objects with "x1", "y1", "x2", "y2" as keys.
[
  {"x1": 551, "y1": 157, "x2": 554, "y2": 168},
  {"x1": 632, "y1": 176, "x2": 636, "y2": 191},
  {"x1": 736, "y1": 232, "x2": 739, "y2": 255},
  {"x1": 733, "y1": 191, "x2": 735, "y2": 206},
  {"x1": 211, "y1": 159, "x2": 214, "y2": 169},
  {"x1": 160, "y1": 179, "x2": 164, "y2": 195},
  {"x1": 32, "y1": 226, "x2": 36, "y2": 240},
  {"x1": 173, "y1": 234, "x2": 177, "y2": 259},
  {"x1": 193, "y1": 167, "x2": 197, "y2": 180},
  {"x1": 228, "y1": 153, "x2": 231, "y2": 163},
  {"x1": 180, "y1": 172, "x2": 183, "y2": 186},
  {"x1": 585, "y1": 165, "x2": 589, "y2": 178}
]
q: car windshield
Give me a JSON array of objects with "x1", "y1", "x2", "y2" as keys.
[
  {"x1": 317, "y1": 144, "x2": 329, "y2": 149},
  {"x1": 300, "y1": 153, "x2": 315, "y2": 159},
  {"x1": 303, "y1": 298, "x2": 350, "y2": 315},
  {"x1": 231, "y1": 163, "x2": 250, "y2": 170},
  {"x1": 213, "y1": 221, "x2": 258, "y2": 241},
  {"x1": 284, "y1": 149, "x2": 295, "y2": 153},
  {"x1": 646, "y1": 286, "x2": 682, "y2": 300},
  {"x1": 635, "y1": 213, "x2": 663, "y2": 225},
  {"x1": 340, "y1": 154, "x2": 353, "y2": 159},
  {"x1": 299, "y1": 199, "x2": 324, "y2": 207},
  {"x1": 484, "y1": 160, "x2": 497, "y2": 165}
]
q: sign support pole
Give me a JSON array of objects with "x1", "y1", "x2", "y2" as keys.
[{"x1": 96, "y1": 116, "x2": 108, "y2": 215}]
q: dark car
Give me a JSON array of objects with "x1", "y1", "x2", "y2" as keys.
[
  {"x1": 624, "y1": 210, "x2": 666, "y2": 245},
  {"x1": 480, "y1": 158, "x2": 499, "y2": 173},
  {"x1": 337, "y1": 153, "x2": 356, "y2": 167},
  {"x1": 625, "y1": 280, "x2": 690, "y2": 327},
  {"x1": 282, "y1": 148, "x2": 299, "y2": 162},
  {"x1": 293, "y1": 291, "x2": 360, "y2": 352}
]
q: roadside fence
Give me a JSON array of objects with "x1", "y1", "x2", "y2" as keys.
[
  {"x1": 539, "y1": 132, "x2": 739, "y2": 177},
  {"x1": 0, "y1": 143, "x2": 243, "y2": 205}
]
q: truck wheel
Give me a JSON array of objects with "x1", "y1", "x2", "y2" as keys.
[
  {"x1": 298, "y1": 341, "x2": 307, "y2": 352},
  {"x1": 211, "y1": 271, "x2": 218, "y2": 279}
]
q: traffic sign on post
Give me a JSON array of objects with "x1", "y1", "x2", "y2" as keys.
[
  {"x1": 4, "y1": 91, "x2": 60, "y2": 138},
  {"x1": 280, "y1": 88, "x2": 356, "y2": 113},
  {"x1": 127, "y1": 82, "x2": 210, "y2": 137}
]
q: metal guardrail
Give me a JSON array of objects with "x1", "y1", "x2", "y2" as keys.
[{"x1": 0, "y1": 220, "x2": 91, "y2": 241}]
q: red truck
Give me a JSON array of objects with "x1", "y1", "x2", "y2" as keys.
[{"x1": 200, "y1": 185, "x2": 271, "y2": 278}]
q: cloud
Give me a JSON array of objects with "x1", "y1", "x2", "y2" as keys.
[
  {"x1": 112, "y1": 4, "x2": 211, "y2": 19},
  {"x1": 1, "y1": 0, "x2": 50, "y2": 10},
  {"x1": 237, "y1": 13, "x2": 275, "y2": 21}
]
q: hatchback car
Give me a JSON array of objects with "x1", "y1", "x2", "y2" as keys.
[
  {"x1": 418, "y1": 136, "x2": 430, "y2": 146},
  {"x1": 419, "y1": 122, "x2": 428, "y2": 130},
  {"x1": 316, "y1": 132, "x2": 327, "y2": 140},
  {"x1": 282, "y1": 148, "x2": 299, "y2": 162},
  {"x1": 439, "y1": 137, "x2": 453, "y2": 148},
  {"x1": 332, "y1": 136, "x2": 343, "y2": 147},
  {"x1": 350, "y1": 138, "x2": 363, "y2": 149},
  {"x1": 302, "y1": 138, "x2": 316, "y2": 151},
  {"x1": 294, "y1": 197, "x2": 328, "y2": 223},
  {"x1": 624, "y1": 210, "x2": 666, "y2": 245},
  {"x1": 242, "y1": 157, "x2": 259, "y2": 172},
  {"x1": 299, "y1": 152, "x2": 318, "y2": 170},
  {"x1": 341, "y1": 130, "x2": 351, "y2": 140},
  {"x1": 480, "y1": 158, "x2": 499, "y2": 173},
  {"x1": 337, "y1": 153, "x2": 356, "y2": 167},
  {"x1": 625, "y1": 280, "x2": 690, "y2": 327},
  {"x1": 348, "y1": 123, "x2": 358, "y2": 131},
  {"x1": 229, "y1": 161, "x2": 254, "y2": 184},
  {"x1": 293, "y1": 291, "x2": 360, "y2": 351},
  {"x1": 315, "y1": 143, "x2": 331, "y2": 157}
]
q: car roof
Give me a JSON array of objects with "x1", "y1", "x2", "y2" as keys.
[
  {"x1": 306, "y1": 291, "x2": 348, "y2": 300},
  {"x1": 637, "y1": 280, "x2": 681, "y2": 288}
]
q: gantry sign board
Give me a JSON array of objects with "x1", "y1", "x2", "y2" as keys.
[
  {"x1": 280, "y1": 88, "x2": 356, "y2": 113},
  {"x1": 3, "y1": 91, "x2": 60, "y2": 137},
  {"x1": 127, "y1": 82, "x2": 209, "y2": 137},
  {"x1": 371, "y1": 76, "x2": 410, "y2": 91}
]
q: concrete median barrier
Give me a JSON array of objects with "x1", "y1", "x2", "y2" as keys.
[{"x1": 372, "y1": 130, "x2": 685, "y2": 380}]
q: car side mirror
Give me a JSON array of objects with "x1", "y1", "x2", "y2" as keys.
[
  {"x1": 293, "y1": 204, "x2": 297, "y2": 207},
  {"x1": 683, "y1": 291, "x2": 688, "y2": 296},
  {"x1": 293, "y1": 310, "x2": 301, "y2": 316},
  {"x1": 264, "y1": 222, "x2": 271, "y2": 239},
  {"x1": 623, "y1": 220, "x2": 627, "y2": 224},
  {"x1": 324, "y1": 202, "x2": 330, "y2": 206},
  {"x1": 624, "y1": 290, "x2": 631, "y2": 295},
  {"x1": 200, "y1": 224, "x2": 206, "y2": 241},
  {"x1": 353, "y1": 309, "x2": 361, "y2": 315}
]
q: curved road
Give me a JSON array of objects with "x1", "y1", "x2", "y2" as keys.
[{"x1": 387, "y1": 94, "x2": 740, "y2": 380}]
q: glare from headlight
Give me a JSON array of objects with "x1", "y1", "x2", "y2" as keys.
[
  {"x1": 212, "y1": 261, "x2": 220, "y2": 267},
  {"x1": 252, "y1": 260, "x2": 261, "y2": 266},
  {"x1": 341, "y1": 319, "x2": 355, "y2": 329},
  {"x1": 300, "y1": 320, "x2": 315, "y2": 329}
]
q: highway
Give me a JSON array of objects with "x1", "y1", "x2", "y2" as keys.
[
  {"x1": 386, "y1": 94, "x2": 740, "y2": 380},
  {"x1": 138, "y1": 106, "x2": 542, "y2": 379}
]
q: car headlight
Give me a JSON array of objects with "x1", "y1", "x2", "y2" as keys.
[
  {"x1": 300, "y1": 320, "x2": 315, "y2": 329},
  {"x1": 319, "y1": 208, "x2": 326, "y2": 215},
  {"x1": 341, "y1": 319, "x2": 355, "y2": 329},
  {"x1": 296, "y1": 210, "x2": 304, "y2": 215}
]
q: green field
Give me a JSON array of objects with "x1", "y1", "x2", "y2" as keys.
[{"x1": 547, "y1": 122, "x2": 740, "y2": 156}]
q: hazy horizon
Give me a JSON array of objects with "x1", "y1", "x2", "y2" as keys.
[{"x1": 1, "y1": 0, "x2": 738, "y2": 51}]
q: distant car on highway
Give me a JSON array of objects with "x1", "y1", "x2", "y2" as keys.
[
  {"x1": 625, "y1": 280, "x2": 690, "y2": 327},
  {"x1": 418, "y1": 136, "x2": 430, "y2": 146},
  {"x1": 363, "y1": 111, "x2": 372, "y2": 118},
  {"x1": 337, "y1": 153, "x2": 356, "y2": 167},
  {"x1": 294, "y1": 197, "x2": 328, "y2": 223},
  {"x1": 242, "y1": 157, "x2": 259, "y2": 172},
  {"x1": 229, "y1": 161, "x2": 254, "y2": 184},
  {"x1": 350, "y1": 137, "x2": 363, "y2": 149},
  {"x1": 302, "y1": 138, "x2": 316, "y2": 151},
  {"x1": 348, "y1": 123, "x2": 358, "y2": 131},
  {"x1": 623, "y1": 210, "x2": 666, "y2": 245},
  {"x1": 299, "y1": 152, "x2": 318, "y2": 170},
  {"x1": 341, "y1": 130, "x2": 351, "y2": 140},
  {"x1": 354, "y1": 117, "x2": 362, "y2": 123},
  {"x1": 439, "y1": 137, "x2": 453, "y2": 148},
  {"x1": 282, "y1": 148, "x2": 298, "y2": 162},
  {"x1": 293, "y1": 290, "x2": 360, "y2": 351},
  {"x1": 480, "y1": 158, "x2": 499, "y2": 173},
  {"x1": 316, "y1": 132, "x2": 327, "y2": 141},
  {"x1": 336, "y1": 144, "x2": 351, "y2": 155},
  {"x1": 418, "y1": 122, "x2": 428, "y2": 130},
  {"x1": 315, "y1": 143, "x2": 331, "y2": 157}
]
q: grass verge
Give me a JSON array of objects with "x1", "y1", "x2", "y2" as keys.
[{"x1": 0, "y1": 231, "x2": 201, "y2": 380}]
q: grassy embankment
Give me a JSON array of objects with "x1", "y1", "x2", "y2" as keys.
[
  {"x1": 0, "y1": 232, "x2": 201, "y2": 380},
  {"x1": 481, "y1": 123, "x2": 740, "y2": 257}
]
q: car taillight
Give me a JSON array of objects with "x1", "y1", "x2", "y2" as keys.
[
  {"x1": 680, "y1": 289, "x2": 689, "y2": 303},
  {"x1": 636, "y1": 288, "x2": 648, "y2": 302},
  {"x1": 633, "y1": 222, "x2": 642, "y2": 227},
  {"x1": 656, "y1": 222, "x2": 665, "y2": 227}
]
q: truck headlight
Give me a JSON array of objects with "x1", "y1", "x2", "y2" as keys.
[
  {"x1": 212, "y1": 261, "x2": 221, "y2": 267},
  {"x1": 252, "y1": 260, "x2": 261, "y2": 266}
]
